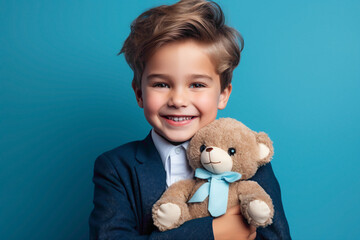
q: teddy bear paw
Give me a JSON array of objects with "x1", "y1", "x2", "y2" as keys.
[
  {"x1": 248, "y1": 200, "x2": 271, "y2": 225},
  {"x1": 156, "y1": 203, "x2": 181, "y2": 229}
]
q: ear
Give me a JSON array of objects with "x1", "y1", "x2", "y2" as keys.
[
  {"x1": 256, "y1": 132, "x2": 274, "y2": 165},
  {"x1": 132, "y1": 81, "x2": 143, "y2": 108},
  {"x1": 217, "y1": 84, "x2": 232, "y2": 110}
]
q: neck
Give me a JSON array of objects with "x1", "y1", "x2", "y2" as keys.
[{"x1": 155, "y1": 130, "x2": 190, "y2": 146}]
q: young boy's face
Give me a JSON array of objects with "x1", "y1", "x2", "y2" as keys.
[{"x1": 133, "y1": 39, "x2": 231, "y2": 144}]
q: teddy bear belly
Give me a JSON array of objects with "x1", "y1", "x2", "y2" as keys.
[{"x1": 188, "y1": 183, "x2": 239, "y2": 218}]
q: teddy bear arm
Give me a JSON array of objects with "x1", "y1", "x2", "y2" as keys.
[
  {"x1": 152, "y1": 179, "x2": 196, "y2": 231},
  {"x1": 237, "y1": 180, "x2": 274, "y2": 227},
  {"x1": 158, "y1": 179, "x2": 197, "y2": 202}
]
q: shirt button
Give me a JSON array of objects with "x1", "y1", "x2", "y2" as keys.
[{"x1": 175, "y1": 147, "x2": 181, "y2": 154}]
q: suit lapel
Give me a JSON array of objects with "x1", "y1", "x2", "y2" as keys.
[{"x1": 134, "y1": 133, "x2": 166, "y2": 232}]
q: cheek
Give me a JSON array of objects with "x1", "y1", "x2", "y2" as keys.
[
  {"x1": 194, "y1": 91, "x2": 220, "y2": 115},
  {"x1": 143, "y1": 90, "x2": 165, "y2": 114}
]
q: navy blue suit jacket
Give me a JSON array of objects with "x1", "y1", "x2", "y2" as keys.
[{"x1": 89, "y1": 133, "x2": 291, "y2": 239}]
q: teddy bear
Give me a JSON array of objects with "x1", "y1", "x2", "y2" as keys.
[{"x1": 152, "y1": 118, "x2": 275, "y2": 231}]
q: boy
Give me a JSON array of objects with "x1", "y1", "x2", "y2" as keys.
[{"x1": 89, "y1": 0, "x2": 291, "y2": 239}]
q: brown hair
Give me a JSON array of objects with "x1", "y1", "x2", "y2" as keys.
[{"x1": 119, "y1": 0, "x2": 244, "y2": 91}]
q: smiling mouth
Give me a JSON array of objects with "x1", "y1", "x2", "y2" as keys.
[{"x1": 162, "y1": 116, "x2": 196, "y2": 122}]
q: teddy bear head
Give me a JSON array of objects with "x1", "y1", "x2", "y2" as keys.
[{"x1": 186, "y1": 118, "x2": 274, "y2": 179}]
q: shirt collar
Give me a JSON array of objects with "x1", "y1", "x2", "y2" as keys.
[{"x1": 151, "y1": 129, "x2": 189, "y2": 167}]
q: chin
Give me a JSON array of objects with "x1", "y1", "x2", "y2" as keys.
[{"x1": 164, "y1": 133, "x2": 193, "y2": 144}]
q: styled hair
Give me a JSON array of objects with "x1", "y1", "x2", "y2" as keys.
[{"x1": 119, "y1": 0, "x2": 244, "y2": 91}]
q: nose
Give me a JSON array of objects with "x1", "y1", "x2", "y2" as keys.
[
  {"x1": 206, "y1": 147, "x2": 213, "y2": 152},
  {"x1": 168, "y1": 88, "x2": 188, "y2": 108}
]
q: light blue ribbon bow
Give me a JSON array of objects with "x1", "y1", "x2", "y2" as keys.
[{"x1": 188, "y1": 168, "x2": 242, "y2": 217}]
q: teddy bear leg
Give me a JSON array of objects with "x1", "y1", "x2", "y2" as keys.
[
  {"x1": 248, "y1": 199, "x2": 272, "y2": 225},
  {"x1": 152, "y1": 199, "x2": 192, "y2": 231},
  {"x1": 237, "y1": 181, "x2": 274, "y2": 227},
  {"x1": 152, "y1": 179, "x2": 195, "y2": 231}
]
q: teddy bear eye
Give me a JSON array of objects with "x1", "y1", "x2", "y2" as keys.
[
  {"x1": 228, "y1": 148, "x2": 236, "y2": 156},
  {"x1": 200, "y1": 144, "x2": 206, "y2": 152}
]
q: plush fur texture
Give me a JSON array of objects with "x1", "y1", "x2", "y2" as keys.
[{"x1": 152, "y1": 118, "x2": 275, "y2": 231}]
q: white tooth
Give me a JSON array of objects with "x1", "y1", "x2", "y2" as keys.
[{"x1": 167, "y1": 116, "x2": 192, "y2": 121}]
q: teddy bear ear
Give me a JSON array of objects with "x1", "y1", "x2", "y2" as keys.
[{"x1": 256, "y1": 132, "x2": 274, "y2": 165}]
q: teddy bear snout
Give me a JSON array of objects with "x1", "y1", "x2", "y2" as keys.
[{"x1": 200, "y1": 146, "x2": 233, "y2": 174}]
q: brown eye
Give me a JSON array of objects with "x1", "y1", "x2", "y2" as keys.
[
  {"x1": 228, "y1": 148, "x2": 236, "y2": 156},
  {"x1": 200, "y1": 144, "x2": 206, "y2": 152}
]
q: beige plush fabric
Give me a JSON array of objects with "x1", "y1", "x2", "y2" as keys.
[{"x1": 152, "y1": 118, "x2": 274, "y2": 231}]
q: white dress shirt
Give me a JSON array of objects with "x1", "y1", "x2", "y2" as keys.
[{"x1": 151, "y1": 129, "x2": 194, "y2": 187}]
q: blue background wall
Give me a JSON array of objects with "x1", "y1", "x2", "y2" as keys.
[{"x1": 1, "y1": 0, "x2": 359, "y2": 239}]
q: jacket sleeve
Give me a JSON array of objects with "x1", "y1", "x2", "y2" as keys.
[
  {"x1": 89, "y1": 154, "x2": 214, "y2": 240},
  {"x1": 251, "y1": 163, "x2": 291, "y2": 240}
]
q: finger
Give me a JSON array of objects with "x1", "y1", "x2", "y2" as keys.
[
  {"x1": 248, "y1": 231, "x2": 257, "y2": 240},
  {"x1": 249, "y1": 226, "x2": 256, "y2": 234},
  {"x1": 226, "y1": 205, "x2": 241, "y2": 215}
]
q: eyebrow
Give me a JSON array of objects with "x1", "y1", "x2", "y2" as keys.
[
  {"x1": 147, "y1": 74, "x2": 171, "y2": 81},
  {"x1": 190, "y1": 74, "x2": 213, "y2": 81},
  {"x1": 146, "y1": 73, "x2": 213, "y2": 81}
]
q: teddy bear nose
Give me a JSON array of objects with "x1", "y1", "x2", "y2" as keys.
[{"x1": 206, "y1": 147, "x2": 213, "y2": 152}]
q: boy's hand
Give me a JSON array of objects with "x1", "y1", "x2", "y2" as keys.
[{"x1": 213, "y1": 205, "x2": 256, "y2": 240}]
